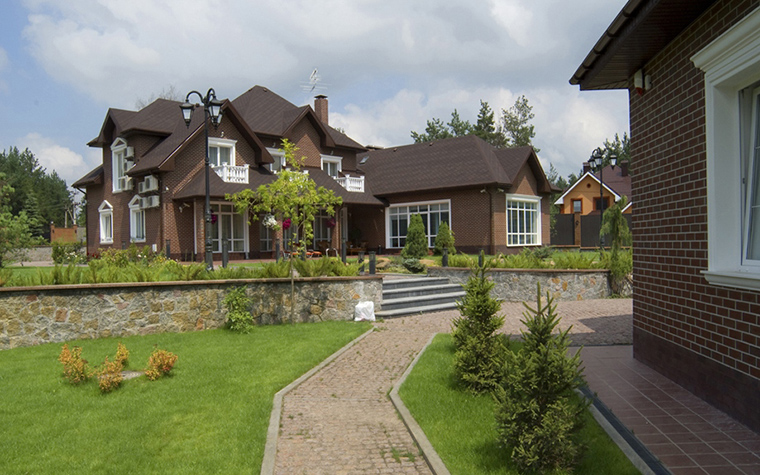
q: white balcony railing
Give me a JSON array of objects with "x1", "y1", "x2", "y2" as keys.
[
  {"x1": 213, "y1": 164, "x2": 249, "y2": 184},
  {"x1": 335, "y1": 174, "x2": 364, "y2": 193}
]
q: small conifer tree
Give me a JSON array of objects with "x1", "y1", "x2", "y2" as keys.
[
  {"x1": 451, "y1": 252, "x2": 506, "y2": 393},
  {"x1": 401, "y1": 214, "x2": 428, "y2": 259},
  {"x1": 433, "y1": 221, "x2": 456, "y2": 255},
  {"x1": 495, "y1": 284, "x2": 588, "y2": 473}
]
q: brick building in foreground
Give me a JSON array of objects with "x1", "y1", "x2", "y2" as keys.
[{"x1": 572, "y1": 0, "x2": 760, "y2": 431}]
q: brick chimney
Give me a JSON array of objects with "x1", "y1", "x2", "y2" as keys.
[
  {"x1": 314, "y1": 95, "x2": 328, "y2": 125},
  {"x1": 582, "y1": 162, "x2": 591, "y2": 175},
  {"x1": 620, "y1": 161, "x2": 629, "y2": 177}
]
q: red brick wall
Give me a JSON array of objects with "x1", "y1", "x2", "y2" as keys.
[{"x1": 629, "y1": 0, "x2": 760, "y2": 430}]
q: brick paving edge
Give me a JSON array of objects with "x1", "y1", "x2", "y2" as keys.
[
  {"x1": 260, "y1": 327, "x2": 376, "y2": 475},
  {"x1": 389, "y1": 333, "x2": 451, "y2": 475}
]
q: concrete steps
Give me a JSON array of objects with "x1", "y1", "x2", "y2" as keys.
[{"x1": 376, "y1": 276, "x2": 464, "y2": 318}]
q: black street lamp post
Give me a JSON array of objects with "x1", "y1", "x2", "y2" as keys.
[
  {"x1": 180, "y1": 89, "x2": 224, "y2": 271},
  {"x1": 589, "y1": 148, "x2": 617, "y2": 250}
]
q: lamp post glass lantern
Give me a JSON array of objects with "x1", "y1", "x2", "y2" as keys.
[
  {"x1": 180, "y1": 88, "x2": 224, "y2": 271},
  {"x1": 590, "y1": 148, "x2": 617, "y2": 249}
]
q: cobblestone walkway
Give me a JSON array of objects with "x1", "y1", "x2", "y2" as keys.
[{"x1": 273, "y1": 299, "x2": 633, "y2": 474}]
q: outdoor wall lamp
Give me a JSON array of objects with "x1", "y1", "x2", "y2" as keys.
[
  {"x1": 179, "y1": 88, "x2": 224, "y2": 272},
  {"x1": 589, "y1": 148, "x2": 617, "y2": 250}
]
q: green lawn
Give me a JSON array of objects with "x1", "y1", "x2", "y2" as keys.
[
  {"x1": 0, "y1": 321, "x2": 371, "y2": 474},
  {"x1": 399, "y1": 334, "x2": 640, "y2": 474}
]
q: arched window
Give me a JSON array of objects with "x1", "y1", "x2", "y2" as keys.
[{"x1": 98, "y1": 201, "x2": 113, "y2": 244}]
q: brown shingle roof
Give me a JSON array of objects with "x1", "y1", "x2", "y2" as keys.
[
  {"x1": 71, "y1": 165, "x2": 103, "y2": 189},
  {"x1": 360, "y1": 135, "x2": 552, "y2": 196},
  {"x1": 232, "y1": 86, "x2": 364, "y2": 150},
  {"x1": 172, "y1": 165, "x2": 383, "y2": 206}
]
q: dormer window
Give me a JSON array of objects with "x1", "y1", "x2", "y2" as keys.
[
  {"x1": 321, "y1": 155, "x2": 342, "y2": 178},
  {"x1": 111, "y1": 138, "x2": 134, "y2": 192},
  {"x1": 266, "y1": 148, "x2": 286, "y2": 173},
  {"x1": 208, "y1": 138, "x2": 236, "y2": 167}
]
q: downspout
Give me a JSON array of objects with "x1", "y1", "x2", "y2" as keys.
[{"x1": 490, "y1": 187, "x2": 495, "y2": 256}]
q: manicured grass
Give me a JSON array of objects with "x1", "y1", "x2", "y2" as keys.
[
  {"x1": 0, "y1": 321, "x2": 371, "y2": 474},
  {"x1": 399, "y1": 334, "x2": 640, "y2": 474}
]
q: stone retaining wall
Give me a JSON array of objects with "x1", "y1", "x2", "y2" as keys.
[
  {"x1": 428, "y1": 267, "x2": 611, "y2": 301},
  {"x1": 0, "y1": 276, "x2": 382, "y2": 350}
]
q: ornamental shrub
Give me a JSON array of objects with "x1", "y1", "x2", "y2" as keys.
[
  {"x1": 223, "y1": 286, "x2": 255, "y2": 333},
  {"x1": 401, "y1": 214, "x2": 427, "y2": 259},
  {"x1": 494, "y1": 284, "x2": 588, "y2": 473},
  {"x1": 145, "y1": 348, "x2": 178, "y2": 381},
  {"x1": 115, "y1": 342, "x2": 129, "y2": 367},
  {"x1": 451, "y1": 253, "x2": 506, "y2": 393},
  {"x1": 433, "y1": 222, "x2": 456, "y2": 255},
  {"x1": 52, "y1": 241, "x2": 85, "y2": 265},
  {"x1": 402, "y1": 258, "x2": 426, "y2": 274},
  {"x1": 96, "y1": 356, "x2": 124, "y2": 393},
  {"x1": 58, "y1": 344, "x2": 91, "y2": 384}
]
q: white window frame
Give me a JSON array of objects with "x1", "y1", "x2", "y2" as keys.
[
  {"x1": 128, "y1": 196, "x2": 146, "y2": 243},
  {"x1": 386, "y1": 199, "x2": 451, "y2": 249},
  {"x1": 314, "y1": 211, "x2": 332, "y2": 243},
  {"x1": 321, "y1": 155, "x2": 342, "y2": 178},
  {"x1": 266, "y1": 148, "x2": 286, "y2": 173},
  {"x1": 98, "y1": 200, "x2": 113, "y2": 244},
  {"x1": 259, "y1": 221, "x2": 272, "y2": 252},
  {"x1": 208, "y1": 138, "x2": 236, "y2": 167},
  {"x1": 692, "y1": 6, "x2": 760, "y2": 290},
  {"x1": 111, "y1": 138, "x2": 132, "y2": 193},
  {"x1": 209, "y1": 202, "x2": 248, "y2": 253},
  {"x1": 506, "y1": 194, "x2": 542, "y2": 247}
]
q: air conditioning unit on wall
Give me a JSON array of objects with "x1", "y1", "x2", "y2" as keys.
[
  {"x1": 141, "y1": 195, "x2": 159, "y2": 209},
  {"x1": 118, "y1": 176, "x2": 133, "y2": 191},
  {"x1": 125, "y1": 146, "x2": 135, "y2": 159},
  {"x1": 138, "y1": 175, "x2": 159, "y2": 194}
]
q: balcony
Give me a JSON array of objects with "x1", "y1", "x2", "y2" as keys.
[
  {"x1": 335, "y1": 174, "x2": 365, "y2": 193},
  {"x1": 213, "y1": 164, "x2": 249, "y2": 184}
]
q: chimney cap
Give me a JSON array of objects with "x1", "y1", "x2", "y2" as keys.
[{"x1": 315, "y1": 94, "x2": 327, "y2": 99}]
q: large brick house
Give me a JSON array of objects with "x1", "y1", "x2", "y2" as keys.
[
  {"x1": 572, "y1": 0, "x2": 760, "y2": 431},
  {"x1": 74, "y1": 87, "x2": 554, "y2": 260},
  {"x1": 361, "y1": 135, "x2": 556, "y2": 255}
]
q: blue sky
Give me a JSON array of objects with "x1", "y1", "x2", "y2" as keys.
[{"x1": 0, "y1": 0, "x2": 629, "y2": 193}]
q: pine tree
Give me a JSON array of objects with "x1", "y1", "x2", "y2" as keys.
[
  {"x1": 433, "y1": 221, "x2": 456, "y2": 255},
  {"x1": 401, "y1": 214, "x2": 428, "y2": 259},
  {"x1": 495, "y1": 284, "x2": 588, "y2": 472},
  {"x1": 451, "y1": 253, "x2": 506, "y2": 393}
]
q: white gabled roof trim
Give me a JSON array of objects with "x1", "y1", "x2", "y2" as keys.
[{"x1": 553, "y1": 171, "x2": 622, "y2": 205}]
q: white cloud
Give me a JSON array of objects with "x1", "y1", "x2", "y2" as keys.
[
  {"x1": 19, "y1": 133, "x2": 98, "y2": 186},
  {"x1": 332, "y1": 84, "x2": 628, "y2": 179}
]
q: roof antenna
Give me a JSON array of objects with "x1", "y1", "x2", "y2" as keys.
[{"x1": 301, "y1": 68, "x2": 327, "y2": 95}]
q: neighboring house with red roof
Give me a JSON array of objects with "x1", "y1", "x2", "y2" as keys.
[
  {"x1": 572, "y1": 0, "x2": 760, "y2": 431},
  {"x1": 73, "y1": 86, "x2": 555, "y2": 261},
  {"x1": 554, "y1": 162, "x2": 632, "y2": 216}
]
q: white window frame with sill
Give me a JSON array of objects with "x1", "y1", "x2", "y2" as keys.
[
  {"x1": 111, "y1": 138, "x2": 132, "y2": 193},
  {"x1": 208, "y1": 138, "x2": 236, "y2": 167},
  {"x1": 128, "y1": 196, "x2": 146, "y2": 243},
  {"x1": 321, "y1": 155, "x2": 342, "y2": 178},
  {"x1": 692, "y1": 6, "x2": 760, "y2": 290},
  {"x1": 506, "y1": 194, "x2": 541, "y2": 247},
  {"x1": 266, "y1": 148, "x2": 286, "y2": 173},
  {"x1": 99, "y1": 201, "x2": 113, "y2": 244},
  {"x1": 386, "y1": 200, "x2": 451, "y2": 249}
]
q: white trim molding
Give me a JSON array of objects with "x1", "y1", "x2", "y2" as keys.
[{"x1": 692, "y1": 6, "x2": 760, "y2": 290}]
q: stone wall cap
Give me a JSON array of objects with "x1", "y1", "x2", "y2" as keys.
[{"x1": 0, "y1": 274, "x2": 383, "y2": 293}]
